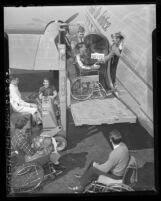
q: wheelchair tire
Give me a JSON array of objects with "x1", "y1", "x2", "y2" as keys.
[
  {"x1": 102, "y1": 183, "x2": 134, "y2": 192},
  {"x1": 54, "y1": 135, "x2": 67, "y2": 151},
  {"x1": 84, "y1": 182, "x2": 134, "y2": 193},
  {"x1": 11, "y1": 163, "x2": 44, "y2": 193},
  {"x1": 71, "y1": 77, "x2": 93, "y2": 101}
]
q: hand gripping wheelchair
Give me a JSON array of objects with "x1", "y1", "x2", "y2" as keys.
[{"x1": 84, "y1": 155, "x2": 138, "y2": 193}]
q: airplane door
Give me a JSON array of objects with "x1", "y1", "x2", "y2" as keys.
[{"x1": 70, "y1": 33, "x2": 136, "y2": 126}]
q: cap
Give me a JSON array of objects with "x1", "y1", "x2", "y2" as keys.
[{"x1": 111, "y1": 32, "x2": 124, "y2": 40}]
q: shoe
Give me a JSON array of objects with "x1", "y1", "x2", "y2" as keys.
[
  {"x1": 74, "y1": 174, "x2": 81, "y2": 178},
  {"x1": 54, "y1": 164, "x2": 65, "y2": 171},
  {"x1": 68, "y1": 185, "x2": 83, "y2": 193},
  {"x1": 55, "y1": 169, "x2": 63, "y2": 175}
]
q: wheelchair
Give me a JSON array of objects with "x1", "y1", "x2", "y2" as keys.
[
  {"x1": 9, "y1": 149, "x2": 65, "y2": 193},
  {"x1": 84, "y1": 155, "x2": 138, "y2": 193},
  {"x1": 71, "y1": 62, "x2": 109, "y2": 101}
]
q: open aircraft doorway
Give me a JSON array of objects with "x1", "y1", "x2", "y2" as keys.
[{"x1": 70, "y1": 32, "x2": 136, "y2": 126}]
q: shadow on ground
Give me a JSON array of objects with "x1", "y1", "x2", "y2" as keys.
[
  {"x1": 96, "y1": 120, "x2": 154, "y2": 150},
  {"x1": 66, "y1": 109, "x2": 101, "y2": 150},
  {"x1": 134, "y1": 162, "x2": 155, "y2": 191},
  {"x1": 58, "y1": 152, "x2": 88, "y2": 177}
]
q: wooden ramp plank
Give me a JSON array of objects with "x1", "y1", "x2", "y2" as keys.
[{"x1": 71, "y1": 98, "x2": 136, "y2": 126}]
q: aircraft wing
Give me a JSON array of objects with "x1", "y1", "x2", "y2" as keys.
[{"x1": 9, "y1": 22, "x2": 60, "y2": 71}]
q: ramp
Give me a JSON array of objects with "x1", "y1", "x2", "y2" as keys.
[{"x1": 71, "y1": 98, "x2": 136, "y2": 126}]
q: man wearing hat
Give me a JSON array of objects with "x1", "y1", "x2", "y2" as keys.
[{"x1": 109, "y1": 32, "x2": 124, "y2": 89}]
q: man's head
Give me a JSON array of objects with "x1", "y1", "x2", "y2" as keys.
[
  {"x1": 76, "y1": 42, "x2": 86, "y2": 55},
  {"x1": 111, "y1": 32, "x2": 124, "y2": 45},
  {"x1": 15, "y1": 117, "x2": 28, "y2": 130},
  {"x1": 43, "y1": 78, "x2": 50, "y2": 88},
  {"x1": 77, "y1": 26, "x2": 85, "y2": 40},
  {"x1": 109, "y1": 129, "x2": 123, "y2": 145},
  {"x1": 10, "y1": 75, "x2": 19, "y2": 86}
]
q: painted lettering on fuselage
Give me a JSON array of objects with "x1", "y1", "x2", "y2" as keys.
[{"x1": 88, "y1": 6, "x2": 111, "y2": 32}]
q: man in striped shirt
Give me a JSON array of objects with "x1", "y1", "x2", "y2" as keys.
[{"x1": 11, "y1": 117, "x2": 35, "y2": 156}]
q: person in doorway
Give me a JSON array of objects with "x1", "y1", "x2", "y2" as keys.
[
  {"x1": 39, "y1": 78, "x2": 58, "y2": 127},
  {"x1": 69, "y1": 129, "x2": 129, "y2": 193},
  {"x1": 65, "y1": 25, "x2": 85, "y2": 84},
  {"x1": 109, "y1": 32, "x2": 124, "y2": 89},
  {"x1": 9, "y1": 75, "x2": 42, "y2": 125},
  {"x1": 71, "y1": 25, "x2": 86, "y2": 53}
]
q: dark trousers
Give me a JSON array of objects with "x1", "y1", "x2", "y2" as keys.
[
  {"x1": 99, "y1": 65, "x2": 108, "y2": 90},
  {"x1": 110, "y1": 64, "x2": 117, "y2": 85},
  {"x1": 79, "y1": 162, "x2": 122, "y2": 189}
]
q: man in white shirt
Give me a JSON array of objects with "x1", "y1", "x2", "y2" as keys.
[{"x1": 9, "y1": 76, "x2": 42, "y2": 125}]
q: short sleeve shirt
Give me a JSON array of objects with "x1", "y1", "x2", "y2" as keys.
[{"x1": 39, "y1": 85, "x2": 56, "y2": 97}]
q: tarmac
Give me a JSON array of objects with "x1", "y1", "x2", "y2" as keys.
[
  {"x1": 37, "y1": 109, "x2": 155, "y2": 194},
  {"x1": 11, "y1": 73, "x2": 155, "y2": 195}
]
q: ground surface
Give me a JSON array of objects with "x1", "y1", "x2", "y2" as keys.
[
  {"x1": 33, "y1": 109, "x2": 155, "y2": 194},
  {"x1": 10, "y1": 73, "x2": 155, "y2": 195}
]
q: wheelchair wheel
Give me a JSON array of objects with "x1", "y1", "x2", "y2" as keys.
[
  {"x1": 54, "y1": 135, "x2": 67, "y2": 151},
  {"x1": 11, "y1": 163, "x2": 44, "y2": 193},
  {"x1": 71, "y1": 77, "x2": 93, "y2": 101},
  {"x1": 102, "y1": 183, "x2": 134, "y2": 192},
  {"x1": 84, "y1": 182, "x2": 134, "y2": 193}
]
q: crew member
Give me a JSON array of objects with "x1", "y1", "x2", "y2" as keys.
[
  {"x1": 110, "y1": 32, "x2": 124, "y2": 88},
  {"x1": 71, "y1": 25, "x2": 85, "y2": 50}
]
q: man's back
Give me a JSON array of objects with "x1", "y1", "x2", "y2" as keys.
[{"x1": 110, "y1": 142, "x2": 129, "y2": 176}]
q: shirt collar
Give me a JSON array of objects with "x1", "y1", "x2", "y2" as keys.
[{"x1": 113, "y1": 143, "x2": 121, "y2": 149}]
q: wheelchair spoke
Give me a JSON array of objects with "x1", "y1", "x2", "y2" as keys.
[{"x1": 71, "y1": 78, "x2": 93, "y2": 101}]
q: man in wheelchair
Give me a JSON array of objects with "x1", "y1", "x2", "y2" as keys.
[
  {"x1": 11, "y1": 116, "x2": 62, "y2": 168},
  {"x1": 69, "y1": 129, "x2": 129, "y2": 193},
  {"x1": 75, "y1": 42, "x2": 100, "y2": 71}
]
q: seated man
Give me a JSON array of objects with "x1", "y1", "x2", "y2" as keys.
[
  {"x1": 9, "y1": 75, "x2": 42, "y2": 125},
  {"x1": 11, "y1": 116, "x2": 61, "y2": 166},
  {"x1": 69, "y1": 129, "x2": 129, "y2": 193},
  {"x1": 75, "y1": 42, "x2": 100, "y2": 71},
  {"x1": 11, "y1": 117, "x2": 36, "y2": 157},
  {"x1": 39, "y1": 78, "x2": 58, "y2": 127}
]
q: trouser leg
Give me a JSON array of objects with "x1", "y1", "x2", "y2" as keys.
[
  {"x1": 67, "y1": 58, "x2": 77, "y2": 83},
  {"x1": 110, "y1": 65, "x2": 117, "y2": 85},
  {"x1": 79, "y1": 162, "x2": 107, "y2": 189}
]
